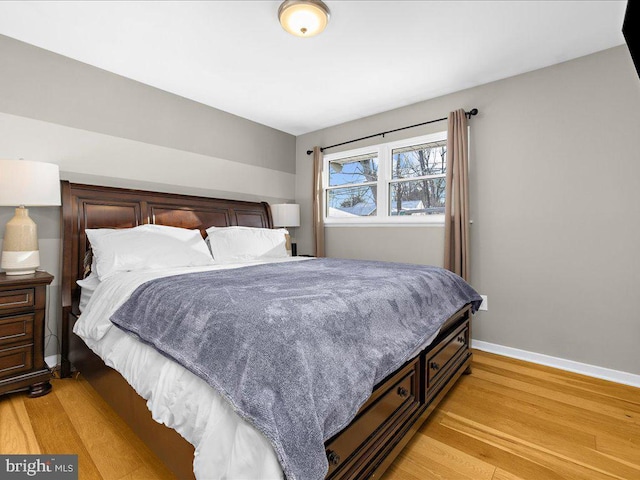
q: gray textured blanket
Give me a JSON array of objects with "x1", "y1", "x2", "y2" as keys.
[{"x1": 111, "y1": 258, "x2": 481, "y2": 480}]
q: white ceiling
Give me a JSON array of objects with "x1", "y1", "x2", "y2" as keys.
[{"x1": 0, "y1": 1, "x2": 627, "y2": 136}]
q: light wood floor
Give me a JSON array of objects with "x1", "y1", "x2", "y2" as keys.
[
  {"x1": 383, "y1": 350, "x2": 640, "y2": 480},
  {"x1": 1, "y1": 350, "x2": 638, "y2": 480}
]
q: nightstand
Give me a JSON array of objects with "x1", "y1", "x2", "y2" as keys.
[{"x1": 0, "y1": 271, "x2": 54, "y2": 398}]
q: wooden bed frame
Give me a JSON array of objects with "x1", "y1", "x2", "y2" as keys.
[{"x1": 60, "y1": 181, "x2": 473, "y2": 480}]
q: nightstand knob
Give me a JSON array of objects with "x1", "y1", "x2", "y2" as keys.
[
  {"x1": 457, "y1": 336, "x2": 465, "y2": 344},
  {"x1": 430, "y1": 361, "x2": 440, "y2": 371}
]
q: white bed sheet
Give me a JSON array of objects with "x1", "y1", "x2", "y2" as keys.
[{"x1": 74, "y1": 256, "x2": 440, "y2": 479}]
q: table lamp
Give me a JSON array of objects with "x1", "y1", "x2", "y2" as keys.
[
  {"x1": 271, "y1": 203, "x2": 301, "y2": 256},
  {"x1": 0, "y1": 160, "x2": 61, "y2": 275}
]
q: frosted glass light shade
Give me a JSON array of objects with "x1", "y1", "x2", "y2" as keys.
[
  {"x1": 271, "y1": 204, "x2": 300, "y2": 227},
  {"x1": 278, "y1": 0, "x2": 330, "y2": 37},
  {"x1": 0, "y1": 160, "x2": 61, "y2": 275}
]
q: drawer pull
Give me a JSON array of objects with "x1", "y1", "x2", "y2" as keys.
[
  {"x1": 457, "y1": 336, "x2": 465, "y2": 344},
  {"x1": 327, "y1": 450, "x2": 340, "y2": 466},
  {"x1": 397, "y1": 386, "x2": 409, "y2": 398},
  {"x1": 430, "y1": 361, "x2": 440, "y2": 371},
  {"x1": 1, "y1": 297, "x2": 30, "y2": 308}
]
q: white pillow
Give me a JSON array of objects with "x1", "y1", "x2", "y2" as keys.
[
  {"x1": 77, "y1": 272, "x2": 101, "y2": 312},
  {"x1": 206, "y1": 226, "x2": 289, "y2": 263},
  {"x1": 131, "y1": 224, "x2": 213, "y2": 257},
  {"x1": 86, "y1": 224, "x2": 214, "y2": 280}
]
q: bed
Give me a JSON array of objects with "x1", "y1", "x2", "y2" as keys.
[{"x1": 60, "y1": 181, "x2": 480, "y2": 480}]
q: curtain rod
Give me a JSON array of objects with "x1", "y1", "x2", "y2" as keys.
[{"x1": 306, "y1": 108, "x2": 478, "y2": 155}]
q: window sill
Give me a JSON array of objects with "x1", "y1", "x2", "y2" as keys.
[{"x1": 324, "y1": 221, "x2": 444, "y2": 228}]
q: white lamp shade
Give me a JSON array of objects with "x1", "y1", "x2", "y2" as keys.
[
  {"x1": 0, "y1": 160, "x2": 61, "y2": 206},
  {"x1": 271, "y1": 204, "x2": 300, "y2": 227}
]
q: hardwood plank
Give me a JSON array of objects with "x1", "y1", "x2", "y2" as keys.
[
  {"x1": 438, "y1": 381, "x2": 597, "y2": 450},
  {"x1": 444, "y1": 377, "x2": 632, "y2": 436},
  {"x1": 386, "y1": 350, "x2": 640, "y2": 480},
  {"x1": 385, "y1": 457, "x2": 480, "y2": 480},
  {"x1": 422, "y1": 410, "x2": 570, "y2": 480},
  {"x1": 456, "y1": 371, "x2": 640, "y2": 441},
  {"x1": 471, "y1": 365, "x2": 640, "y2": 426},
  {"x1": 439, "y1": 367, "x2": 640, "y2": 478},
  {"x1": 117, "y1": 464, "x2": 173, "y2": 480},
  {"x1": 54, "y1": 377, "x2": 149, "y2": 479},
  {"x1": 15, "y1": 377, "x2": 176, "y2": 480},
  {"x1": 385, "y1": 430, "x2": 495, "y2": 480},
  {"x1": 596, "y1": 433, "x2": 640, "y2": 467},
  {"x1": 75, "y1": 376, "x2": 177, "y2": 480},
  {"x1": 440, "y1": 409, "x2": 638, "y2": 480},
  {"x1": 0, "y1": 394, "x2": 41, "y2": 454},
  {"x1": 446, "y1": 375, "x2": 640, "y2": 474},
  {"x1": 492, "y1": 468, "x2": 527, "y2": 480},
  {"x1": 22, "y1": 385, "x2": 103, "y2": 480},
  {"x1": 473, "y1": 351, "x2": 640, "y2": 406}
]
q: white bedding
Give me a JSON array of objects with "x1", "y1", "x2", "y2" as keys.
[
  {"x1": 74, "y1": 256, "x2": 440, "y2": 479},
  {"x1": 75, "y1": 258, "x2": 312, "y2": 479}
]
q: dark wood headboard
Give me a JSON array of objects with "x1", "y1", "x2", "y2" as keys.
[{"x1": 60, "y1": 181, "x2": 273, "y2": 374}]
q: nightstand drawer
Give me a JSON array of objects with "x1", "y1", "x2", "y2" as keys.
[
  {"x1": 0, "y1": 314, "x2": 35, "y2": 347},
  {"x1": 0, "y1": 289, "x2": 35, "y2": 312},
  {"x1": 0, "y1": 344, "x2": 34, "y2": 378}
]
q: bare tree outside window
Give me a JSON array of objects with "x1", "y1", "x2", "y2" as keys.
[
  {"x1": 327, "y1": 154, "x2": 378, "y2": 217},
  {"x1": 391, "y1": 142, "x2": 446, "y2": 216}
]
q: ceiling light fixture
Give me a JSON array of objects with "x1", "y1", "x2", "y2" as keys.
[{"x1": 278, "y1": 0, "x2": 330, "y2": 38}]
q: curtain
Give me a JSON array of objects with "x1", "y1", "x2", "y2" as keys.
[
  {"x1": 312, "y1": 146, "x2": 325, "y2": 257},
  {"x1": 444, "y1": 109, "x2": 470, "y2": 281}
]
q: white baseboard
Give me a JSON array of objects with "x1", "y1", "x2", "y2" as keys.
[
  {"x1": 472, "y1": 340, "x2": 640, "y2": 389},
  {"x1": 45, "y1": 354, "x2": 60, "y2": 369}
]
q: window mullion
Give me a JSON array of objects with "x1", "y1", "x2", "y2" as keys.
[
  {"x1": 389, "y1": 173, "x2": 446, "y2": 183},
  {"x1": 325, "y1": 181, "x2": 378, "y2": 191},
  {"x1": 379, "y1": 145, "x2": 390, "y2": 218}
]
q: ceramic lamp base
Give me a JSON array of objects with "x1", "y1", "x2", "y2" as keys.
[
  {"x1": 1, "y1": 206, "x2": 40, "y2": 275},
  {"x1": 1, "y1": 250, "x2": 39, "y2": 275}
]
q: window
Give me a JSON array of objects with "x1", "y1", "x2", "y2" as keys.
[
  {"x1": 327, "y1": 153, "x2": 378, "y2": 217},
  {"x1": 391, "y1": 141, "x2": 447, "y2": 216},
  {"x1": 323, "y1": 132, "x2": 447, "y2": 224}
]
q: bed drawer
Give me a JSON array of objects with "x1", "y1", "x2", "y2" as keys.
[
  {"x1": 0, "y1": 314, "x2": 34, "y2": 347},
  {"x1": 0, "y1": 289, "x2": 34, "y2": 313},
  {"x1": 325, "y1": 357, "x2": 420, "y2": 478},
  {"x1": 0, "y1": 344, "x2": 34, "y2": 378},
  {"x1": 426, "y1": 320, "x2": 469, "y2": 398}
]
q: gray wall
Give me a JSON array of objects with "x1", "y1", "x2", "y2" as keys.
[
  {"x1": 296, "y1": 46, "x2": 640, "y2": 375},
  {"x1": 0, "y1": 35, "x2": 296, "y2": 358}
]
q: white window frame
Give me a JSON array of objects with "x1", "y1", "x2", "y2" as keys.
[{"x1": 323, "y1": 131, "x2": 448, "y2": 226}]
